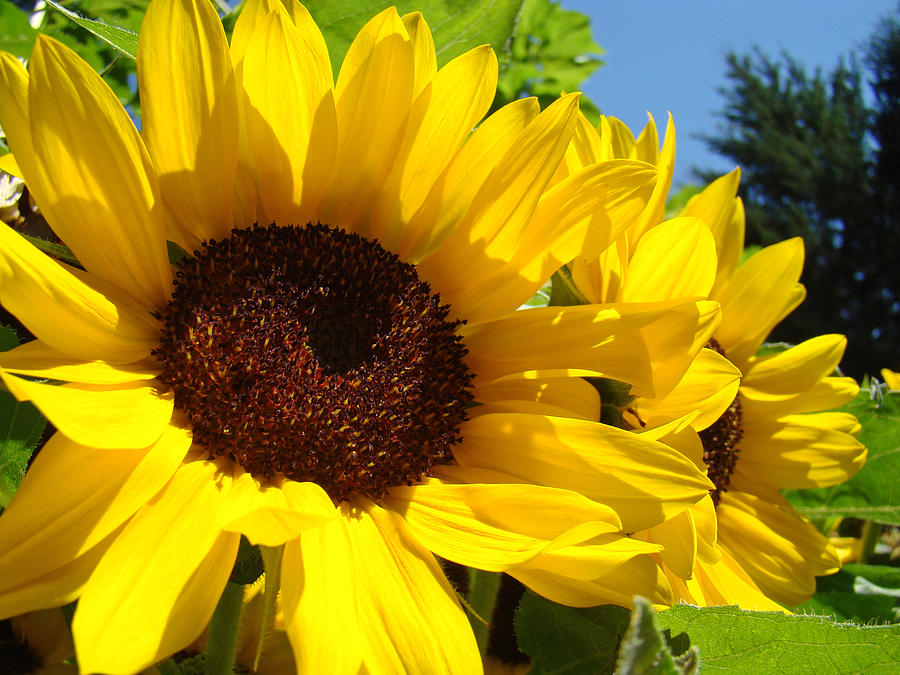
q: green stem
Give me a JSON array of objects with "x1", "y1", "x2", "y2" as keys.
[
  {"x1": 858, "y1": 519, "x2": 881, "y2": 564},
  {"x1": 206, "y1": 581, "x2": 245, "y2": 675},
  {"x1": 466, "y1": 569, "x2": 501, "y2": 657}
]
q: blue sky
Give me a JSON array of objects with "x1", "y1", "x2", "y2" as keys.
[{"x1": 563, "y1": 0, "x2": 897, "y2": 186}]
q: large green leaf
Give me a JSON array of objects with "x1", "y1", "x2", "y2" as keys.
[
  {"x1": 786, "y1": 390, "x2": 900, "y2": 524},
  {"x1": 0, "y1": 326, "x2": 48, "y2": 508},
  {"x1": 615, "y1": 597, "x2": 699, "y2": 675},
  {"x1": 0, "y1": 0, "x2": 39, "y2": 59},
  {"x1": 656, "y1": 605, "x2": 900, "y2": 673},
  {"x1": 515, "y1": 592, "x2": 631, "y2": 674},
  {"x1": 302, "y1": 0, "x2": 524, "y2": 76}
]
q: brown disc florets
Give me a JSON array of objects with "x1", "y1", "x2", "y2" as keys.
[
  {"x1": 155, "y1": 223, "x2": 474, "y2": 502},
  {"x1": 697, "y1": 338, "x2": 743, "y2": 506}
]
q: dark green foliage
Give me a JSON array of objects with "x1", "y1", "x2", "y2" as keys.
[{"x1": 699, "y1": 10, "x2": 900, "y2": 377}]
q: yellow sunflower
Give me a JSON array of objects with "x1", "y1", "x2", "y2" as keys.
[
  {"x1": 0, "y1": 608, "x2": 76, "y2": 675},
  {"x1": 0, "y1": 0, "x2": 717, "y2": 672},
  {"x1": 564, "y1": 115, "x2": 866, "y2": 608}
]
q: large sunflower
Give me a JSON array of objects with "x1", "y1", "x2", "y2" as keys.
[
  {"x1": 0, "y1": 0, "x2": 717, "y2": 672},
  {"x1": 565, "y1": 115, "x2": 866, "y2": 608}
]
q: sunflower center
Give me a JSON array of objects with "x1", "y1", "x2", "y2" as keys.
[
  {"x1": 155, "y1": 223, "x2": 473, "y2": 502},
  {"x1": 697, "y1": 338, "x2": 743, "y2": 506},
  {"x1": 0, "y1": 621, "x2": 42, "y2": 674}
]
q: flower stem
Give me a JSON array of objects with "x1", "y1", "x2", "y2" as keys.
[
  {"x1": 253, "y1": 545, "x2": 284, "y2": 671},
  {"x1": 858, "y1": 519, "x2": 881, "y2": 564},
  {"x1": 206, "y1": 581, "x2": 245, "y2": 675},
  {"x1": 467, "y1": 568, "x2": 501, "y2": 656}
]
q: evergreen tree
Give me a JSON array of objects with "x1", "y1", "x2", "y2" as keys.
[{"x1": 699, "y1": 10, "x2": 900, "y2": 378}]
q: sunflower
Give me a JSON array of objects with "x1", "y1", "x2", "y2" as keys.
[
  {"x1": 564, "y1": 114, "x2": 866, "y2": 608},
  {"x1": 0, "y1": 608, "x2": 76, "y2": 675},
  {"x1": 0, "y1": 0, "x2": 716, "y2": 672}
]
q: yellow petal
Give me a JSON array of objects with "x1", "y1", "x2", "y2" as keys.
[
  {"x1": 216, "y1": 470, "x2": 336, "y2": 546},
  {"x1": 401, "y1": 12, "x2": 436, "y2": 98},
  {"x1": 281, "y1": 509, "x2": 364, "y2": 674},
  {"x1": 0, "y1": 528, "x2": 117, "y2": 620},
  {"x1": 691, "y1": 548, "x2": 785, "y2": 611},
  {"x1": 417, "y1": 94, "x2": 579, "y2": 312},
  {"x1": 27, "y1": 36, "x2": 171, "y2": 309},
  {"x1": 636, "y1": 348, "x2": 741, "y2": 430},
  {"x1": 0, "y1": 224, "x2": 158, "y2": 363},
  {"x1": 453, "y1": 413, "x2": 713, "y2": 532},
  {"x1": 0, "y1": 374, "x2": 173, "y2": 450},
  {"x1": 681, "y1": 168, "x2": 744, "y2": 289},
  {"x1": 460, "y1": 159, "x2": 658, "y2": 320},
  {"x1": 0, "y1": 426, "x2": 189, "y2": 595},
  {"x1": 350, "y1": 503, "x2": 481, "y2": 674},
  {"x1": 371, "y1": 44, "x2": 498, "y2": 249},
  {"x1": 399, "y1": 97, "x2": 539, "y2": 261},
  {"x1": 0, "y1": 339, "x2": 157, "y2": 384},
  {"x1": 714, "y1": 238, "x2": 805, "y2": 363},
  {"x1": 0, "y1": 152, "x2": 20, "y2": 177},
  {"x1": 474, "y1": 376, "x2": 600, "y2": 421},
  {"x1": 883, "y1": 368, "x2": 900, "y2": 391},
  {"x1": 512, "y1": 554, "x2": 672, "y2": 608},
  {"x1": 461, "y1": 302, "x2": 669, "y2": 394},
  {"x1": 717, "y1": 490, "x2": 835, "y2": 605},
  {"x1": 138, "y1": 0, "x2": 238, "y2": 243},
  {"x1": 319, "y1": 7, "x2": 415, "y2": 228},
  {"x1": 384, "y1": 479, "x2": 621, "y2": 571},
  {"x1": 13, "y1": 607, "x2": 74, "y2": 663},
  {"x1": 74, "y1": 460, "x2": 241, "y2": 674},
  {"x1": 626, "y1": 113, "x2": 675, "y2": 250},
  {"x1": 638, "y1": 507, "x2": 697, "y2": 579},
  {"x1": 742, "y1": 376, "x2": 860, "y2": 417},
  {"x1": 737, "y1": 412, "x2": 866, "y2": 488},
  {"x1": 240, "y1": 7, "x2": 337, "y2": 225},
  {"x1": 742, "y1": 334, "x2": 848, "y2": 396},
  {"x1": 620, "y1": 217, "x2": 717, "y2": 302}
]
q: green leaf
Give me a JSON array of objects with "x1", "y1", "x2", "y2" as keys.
[
  {"x1": 615, "y1": 597, "x2": 699, "y2": 675},
  {"x1": 786, "y1": 390, "x2": 900, "y2": 525},
  {"x1": 0, "y1": 326, "x2": 48, "y2": 508},
  {"x1": 46, "y1": 0, "x2": 138, "y2": 60},
  {"x1": 656, "y1": 605, "x2": 900, "y2": 673},
  {"x1": 797, "y1": 563, "x2": 900, "y2": 623},
  {"x1": 496, "y1": 0, "x2": 603, "y2": 112},
  {"x1": 514, "y1": 591, "x2": 632, "y2": 674},
  {"x1": 302, "y1": 0, "x2": 524, "y2": 76},
  {"x1": 0, "y1": 0, "x2": 39, "y2": 59}
]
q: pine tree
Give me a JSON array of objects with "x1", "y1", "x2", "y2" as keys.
[{"x1": 699, "y1": 10, "x2": 900, "y2": 377}]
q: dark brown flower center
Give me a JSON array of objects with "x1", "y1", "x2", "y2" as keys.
[
  {"x1": 697, "y1": 338, "x2": 743, "y2": 506},
  {"x1": 155, "y1": 223, "x2": 473, "y2": 502}
]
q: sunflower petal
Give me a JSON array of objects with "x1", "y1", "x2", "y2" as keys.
[
  {"x1": 0, "y1": 426, "x2": 189, "y2": 595},
  {"x1": 0, "y1": 374, "x2": 173, "y2": 450},
  {"x1": 73, "y1": 460, "x2": 241, "y2": 674},
  {"x1": 27, "y1": 36, "x2": 171, "y2": 309},
  {"x1": 138, "y1": 0, "x2": 238, "y2": 243},
  {"x1": 384, "y1": 480, "x2": 621, "y2": 571},
  {"x1": 636, "y1": 348, "x2": 741, "y2": 430},
  {"x1": 399, "y1": 97, "x2": 539, "y2": 261},
  {"x1": 350, "y1": 504, "x2": 481, "y2": 674},
  {"x1": 217, "y1": 471, "x2": 337, "y2": 546},
  {"x1": 241, "y1": 8, "x2": 337, "y2": 225},
  {"x1": 0, "y1": 225, "x2": 158, "y2": 364},
  {"x1": 715, "y1": 238, "x2": 805, "y2": 363},
  {"x1": 453, "y1": 413, "x2": 713, "y2": 532},
  {"x1": 281, "y1": 511, "x2": 364, "y2": 674},
  {"x1": 0, "y1": 340, "x2": 157, "y2": 384},
  {"x1": 737, "y1": 412, "x2": 866, "y2": 488},
  {"x1": 742, "y1": 334, "x2": 848, "y2": 396},
  {"x1": 621, "y1": 217, "x2": 717, "y2": 302},
  {"x1": 474, "y1": 376, "x2": 601, "y2": 421},
  {"x1": 320, "y1": 7, "x2": 415, "y2": 228}
]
